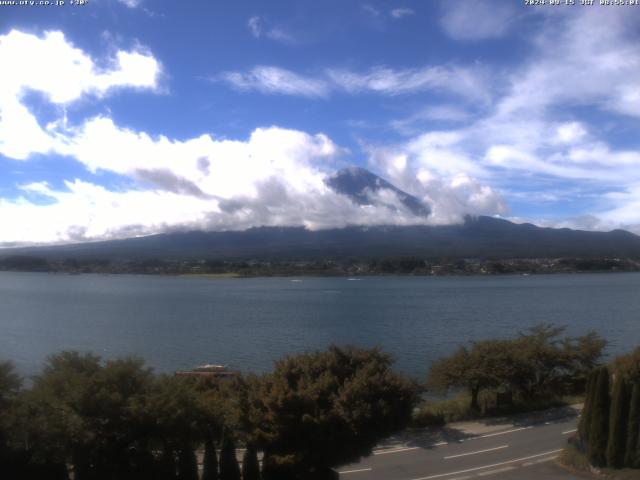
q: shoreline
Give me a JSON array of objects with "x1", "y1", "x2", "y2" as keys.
[{"x1": 1, "y1": 268, "x2": 639, "y2": 279}]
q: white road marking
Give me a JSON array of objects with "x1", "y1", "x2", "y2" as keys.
[
  {"x1": 562, "y1": 429, "x2": 577, "y2": 435},
  {"x1": 434, "y1": 441, "x2": 449, "y2": 446},
  {"x1": 409, "y1": 449, "x2": 563, "y2": 480},
  {"x1": 444, "y1": 445, "x2": 509, "y2": 460},
  {"x1": 338, "y1": 468, "x2": 373, "y2": 474},
  {"x1": 464, "y1": 426, "x2": 533, "y2": 441},
  {"x1": 521, "y1": 455, "x2": 558, "y2": 467},
  {"x1": 373, "y1": 446, "x2": 420, "y2": 455},
  {"x1": 477, "y1": 466, "x2": 516, "y2": 476}
]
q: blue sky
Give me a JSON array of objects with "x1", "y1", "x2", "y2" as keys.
[{"x1": 0, "y1": 0, "x2": 639, "y2": 244}]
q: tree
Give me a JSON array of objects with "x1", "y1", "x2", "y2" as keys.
[
  {"x1": 0, "y1": 361, "x2": 28, "y2": 478},
  {"x1": 563, "y1": 331, "x2": 607, "y2": 393},
  {"x1": 0, "y1": 361, "x2": 21, "y2": 407},
  {"x1": 588, "y1": 367, "x2": 610, "y2": 468},
  {"x1": 606, "y1": 377, "x2": 629, "y2": 468},
  {"x1": 177, "y1": 444, "x2": 198, "y2": 480},
  {"x1": 219, "y1": 435, "x2": 241, "y2": 480},
  {"x1": 509, "y1": 324, "x2": 571, "y2": 400},
  {"x1": 255, "y1": 346, "x2": 416, "y2": 478},
  {"x1": 612, "y1": 348, "x2": 640, "y2": 383},
  {"x1": 577, "y1": 369, "x2": 598, "y2": 443},
  {"x1": 242, "y1": 444, "x2": 260, "y2": 480},
  {"x1": 202, "y1": 437, "x2": 219, "y2": 480},
  {"x1": 135, "y1": 375, "x2": 204, "y2": 479},
  {"x1": 624, "y1": 383, "x2": 640, "y2": 468},
  {"x1": 428, "y1": 341, "x2": 514, "y2": 412},
  {"x1": 26, "y1": 351, "x2": 103, "y2": 478}
]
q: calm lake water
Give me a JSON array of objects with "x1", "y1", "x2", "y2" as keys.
[{"x1": 1, "y1": 271, "x2": 639, "y2": 379}]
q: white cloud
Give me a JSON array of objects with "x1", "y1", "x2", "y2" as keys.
[
  {"x1": 265, "y1": 28, "x2": 296, "y2": 44},
  {"x1": 327, "y1": 65, "x2": 490, "y2": 102},
  {"x1": 440, "y1": 0, "x2": 518, "y2": 41},
  {"x1": 0, "y1": 30, "x2": 161, "y2": 160},
  {"x1": 367, "y1": 145, "x2": 506, "y2": 225},
  {"x1": 0, "y1": 119, "x2": 507, "y2": 244},
  {"x1": 552, "y1": 122, "x2": 587, "y2": 145},
  {"x1": 248, "y1": 16, "x2": 262, "y2": 38},
  {"x1": 220, "y1": 66, "x2": 329, "y2": 97},
  {"x1": 220, "y1": 64, "x2": 491, "y2": 103},
  {"x1": 390, "y1": 105, "x2": 473, "y2": 135},
  {"x1": 390, "y1": 8, "x2": 414, "y2": 19},
  {"x1": 247, "y1": 15, "x2": 296, "y2": 44},
  {"x1": 362, "y1": 4, "x2": 381, "y2": 18},
  {"x1": 117, "y1": 0, "x2": 142, "y2": 7}
]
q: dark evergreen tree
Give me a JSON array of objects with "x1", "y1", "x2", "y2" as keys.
[
  {"x1": 588, "y1": 367, "x2": 610, "y2": 468},
  {"x1": 578, "y1": 369, "x2": 597, "y2": 443},
  {"x1": 242, "y1": 445, "x2": 260, "y2": 480},
  {"x1": 202, "y1": 438, "x2": 219, "y2": 480},
  {"x1": 606, "y1": 377, "x2": 630, "y2": 468},
  {"x1": 219, "y1": 435, "x2": 241, "y2": 480},
  {"x1": 177, "y1": 443, "x2": 199, "y2": 480},
  {"x1": 158, "y1": 447, "x2": 178, "y2": 480},
  {"x1": 625, "y1": 383, "x2": 640, "y2": 468}
]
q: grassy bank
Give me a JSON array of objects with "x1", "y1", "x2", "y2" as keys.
[{"x1": 411, "y1": 392, "x2": 584, "y2": 428}]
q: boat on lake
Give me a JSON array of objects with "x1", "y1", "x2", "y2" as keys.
[{"x1": 175, "y1": 363, "x2": 240, "y2": 379}]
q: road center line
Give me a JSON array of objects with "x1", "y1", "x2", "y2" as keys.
[
  {"x1": 373, "y1": 446, "x2": 420, "y2": 455},
  {"x1": 338, "y1": 468, "x2": 373, "y2": 474},
  {"x1": 467, "y1": 426, "x2": 533, "y2": 441},
  {"x1": 562, "y1": 429, "x2": 577, "y2": 435},
  {"x1": 410, "y1": 449, "x2": 563, "y2": 480},
  {"x1": 444, "y1": 445, "x2": 508, "y2": 459}
]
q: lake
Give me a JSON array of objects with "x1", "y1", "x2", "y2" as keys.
[{"x1": 1, "y1": 271, "x2": 639, "y2": 379}]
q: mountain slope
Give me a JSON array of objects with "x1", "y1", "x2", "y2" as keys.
[
  {"x1": 2, "y1": 168, "x2": 639, "y2": 261},
  {"x1": 326, "y1": 167, "x2": 431, "y2": 216}
]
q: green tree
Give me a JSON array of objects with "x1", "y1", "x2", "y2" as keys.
[
  {"x1": 25, "y1": 351, "x2": 162, "y2": 479},
  {"x1": 135, "y1": 375, "x2": 203, "y2": 478},
  {"x1": 509, "y1": 324, "x2": 571, "y2": 400},
  {"x1": 0, "y1": 361, "x2": 29, "y2": 478},
  {"x1": 577, "y1": 369, "x2": 598, "y2": 443},
  {"x1": 0, "y1": 361, "x2": 21, "y2": 407},
  {"x1": 612, "y1": 348, "x2": 640, "y2": 383},
  {"x1": 255, "y1": 345, "x2": 416, "y2": 478},
  {"x1": 242, "y1": 444, "x2": 261, "y2": 480},
  {"x1": 588, "y1": 367, "x2": 610, "y2": 468},
  {"x1": 624, "y1": 383, "x2": 640, "y2": 468},
  {"x1": 563, "y1": 331, "x2": 607, "y2": 393},
  {"x1": 606, "y1": 377, "x2": 630, "y2": 468},
  {"x1": 26, "y1": 351, "x2": 102, "y2": 478},
  {"x1": 219, "y1": 435, "x2": 241, "y2": 480},
  {"x1": 428, "y1": 341, "x2": 514, "y2": 412}
]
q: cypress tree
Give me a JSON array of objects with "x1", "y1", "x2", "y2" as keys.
[
  {"x1": 625, "y1": 383, "x2": 640, "y2": 468},
  {"x1": 219, "y1": 435, "x2": 241, "y2": 480},
  {"x1": 158, "y1": 447, "x2": 178, "y2": 480},
  {"x1": 242, "y1": 445, "x2": 260, "y2": 480},
  {"x1": 588, "y1": 367, "x2": 610, "y2": 468},
  {"x1": 202, "y1": 438, "x2": 219, "y2": 480},
  {"x1": 177, "y1": 443, "x2": 199, "y2": 480},
  {"x1": 606, "y1": 377, "x2": 630, "y2": 468},
  {"x1": 578, "y1": 369, "x2": 598, "y2": 443}
]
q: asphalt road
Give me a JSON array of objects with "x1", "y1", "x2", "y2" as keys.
[{"x1": 338, "y1": 416, "x2": 587, "y2": 480}]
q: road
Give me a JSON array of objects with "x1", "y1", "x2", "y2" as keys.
[{"x1": 338, "y1": 415, "x2": 586, "y2": 480}]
